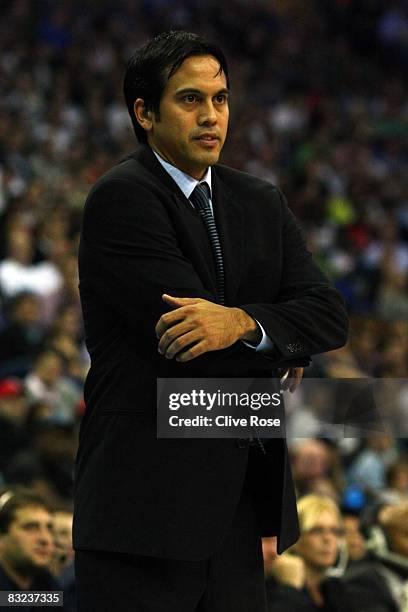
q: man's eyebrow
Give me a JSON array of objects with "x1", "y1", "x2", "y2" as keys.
[{"x1": 175, "y1": 87, "x2": 229, "y2": 96}]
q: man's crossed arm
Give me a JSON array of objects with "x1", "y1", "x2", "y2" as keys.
[{"x1": 156, "y1": 293, "x2": 304, "y2": 391}]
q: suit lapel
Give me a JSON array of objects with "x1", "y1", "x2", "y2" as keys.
[
  {"x1": 130, "y1": 146, "x2": 220, "y2": 298},
  {"x1": 212, "y1": 169, "x2": 244, "y2": 305},
  {"x1": 129, "y1": 147, "x2": 244, "y2": 304},
  {"x1": 129, "y1": 146, "x2": 191, "y2": 209}
]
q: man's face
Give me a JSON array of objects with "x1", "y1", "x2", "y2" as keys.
[
  {"x1": 0, "y1": 505, "x2": 54, "y2": 573},
  {"x1": 142, "y1": 54, "x2": 229, "y2": 179}
]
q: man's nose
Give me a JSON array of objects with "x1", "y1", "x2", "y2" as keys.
[
  {"x1": 198, "y1": 100, "x2": 217, "y2": 125},
  {"x1": 37, "y1": 528, "x2": 52, "y2": 546}
]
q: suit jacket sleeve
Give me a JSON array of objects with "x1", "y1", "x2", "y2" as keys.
[
  {"x1": 80, "y1": 177, "x2": 347, "y2": 375},
  {"x1": 240, "y1": 189, "x2": 348, "y2": 362}
]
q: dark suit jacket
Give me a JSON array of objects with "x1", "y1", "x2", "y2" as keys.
[{"x1": 73, "y1": 145, "x2": 348, "y2": 561}]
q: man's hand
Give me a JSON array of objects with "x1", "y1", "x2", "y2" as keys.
[
  {"x1": 155, "y1": 294, "x2": 261, "y2": 362},
  {"x1": 269, "y1": 553, "x2": 305, "y2": 590},
  {"x1": 279, "y1": 367, "x2": 304, "y2": 393}
]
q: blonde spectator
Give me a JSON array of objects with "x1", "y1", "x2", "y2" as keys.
[{"x1": 266, "y1": 495, "x2": 359, "y2": 611}]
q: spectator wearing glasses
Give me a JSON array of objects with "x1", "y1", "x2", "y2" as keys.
[{"x1": 266, "y1": 494, "x2": 359, "y2": 611}]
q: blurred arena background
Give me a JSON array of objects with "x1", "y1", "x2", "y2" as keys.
[{"x1": 0, "y1": 1, "x2": 407, "y2": 609}]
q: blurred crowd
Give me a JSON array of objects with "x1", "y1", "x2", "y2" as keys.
[{"x1": 0, "y1": 0, "x2": 407, "y2": 609}]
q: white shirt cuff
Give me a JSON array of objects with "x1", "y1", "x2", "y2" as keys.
[{"x1": 242, "y1": 319, "x2": 274, "y2": 352}]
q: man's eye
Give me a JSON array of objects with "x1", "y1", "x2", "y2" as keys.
[
  {"x1": 183, "y1": 94, "x2": 197, "y2": 103},
  {"x1": 215, "y1": 95, "x2": 227, "y2": 104}
]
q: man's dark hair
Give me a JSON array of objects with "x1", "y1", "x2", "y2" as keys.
[
  {"x1": 123, "y1": 30, "x2": 229, "y2": 143},
  {"x1": 0, "y1": 487, "x2": 51, "y2": 534}
]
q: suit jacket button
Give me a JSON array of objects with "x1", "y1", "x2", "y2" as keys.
[{"x1": 237, "y1": 438, "x2": 248, "y2": 449}]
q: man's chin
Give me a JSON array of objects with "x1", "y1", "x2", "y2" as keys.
[
  {"x1": 30, "y1": 554, "x2": 52, "y2": 568},
  {"x1": 195, "y1": 149, "x2": 221, "y2": 167}
]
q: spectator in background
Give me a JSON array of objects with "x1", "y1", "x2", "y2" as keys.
[
  {"x1": 291, "y1": 439, "x2": 344, "y2": 499},
  {"x1": 0, "y1": 379, "x2": 30, "y2": 475},
  {"x1": 49, "y1": 509, "x2": 73, "y2": 578},
  {"x1": 266, "y1": 495, "x2": 357, "y2": 611},
  {"x1": 346, "y1": 501, "x2": 408, "y2": 611},
  {"x1": 0, "y1": 292, "x2": 45, "y2": 378},
  {"x1": 378, "y1": 336, "x2": 408, "y2": 378},
  {"x1": 4, "y1": 403, "x2": 77, "y2": 508},
  {"x1": 0, "y1": 488, "x2": 58, "y2": 606},
  {"x1": 24, "y1": 349, "x2": 81, "y2": 426},
  {"x1": 342, "y1": 511, "x2": 367, "y2": 569},
  {"x1": 349, "y1": 319, "x2": 381, "y2": 376},
  {"x1": 377, "y1": 457, "x2": 408, "y2": 506},
  {"x1": 376, "y1": 260, "x2": 408, "y2": 323},
  {"x1": 0, "y1": 227, "x2": 63, "y2": 314},
  {"x1": 44, "y1": 304, "x2": 87, "y2": 385},
  {"x1": 50, "y1": 509, "x2": 75, "y2": 612},
  {"x1": 347, "y1": 435, "x2": 398, "y2": 495}
]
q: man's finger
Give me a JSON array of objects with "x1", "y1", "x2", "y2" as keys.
[
  {"x1": 158, "y1": 324, "x2": 197, "y2": 356},
  {"x1": 175, "y1": 340, "x2": 208, "y2": 362},
  {"x1": 155, "y1": 307, "x2": 188, "y2": 338},
  {"x1": 162, "y1": 294, "x2": 203, "y2": 306},
  {"x1": 289, "y1": 367, "x2": 304, "y2": 393},
  {"x1": 163, "y1": 330, "x2": 201, "y2": 360},
  {"x1": 280, "y1": 368, "x2": 291, "y2": 391}
]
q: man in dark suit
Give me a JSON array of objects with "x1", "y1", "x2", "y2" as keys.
[{"x1": 73, "y1": 30, "x2": 348, "y2": 611}]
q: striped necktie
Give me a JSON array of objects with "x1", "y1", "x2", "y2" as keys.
[
  {"x1": 190, "y1": 182, "x2": 225, "y2": 305},
  {"x1": 191, "y1": 183, "x2": 265, "y2": 454}
]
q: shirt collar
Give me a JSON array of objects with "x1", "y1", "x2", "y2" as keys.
[{"x1": 152, "y1": 149, "x2": 212, "y2": 200}]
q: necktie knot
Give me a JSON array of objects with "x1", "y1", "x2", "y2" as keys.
[{"x1": 190, "y1": 182, "x2": 211, "y2": 212}]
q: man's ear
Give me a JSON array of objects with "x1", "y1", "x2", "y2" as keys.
[{"x1": 133, "y1": 99, "x2": 153, "y2": 133}]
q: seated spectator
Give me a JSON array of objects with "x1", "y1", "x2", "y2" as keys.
[
  {"x1": 0, "y1": 379, "x2": 30, "y2": 473},
  {"x1": 0, "y1": 292, "x2": 45, "y2": 378},
  {"x1": 0, "y1": 228, "x2": 63, "y2": 315},
  {"x1": 266, "y1": 494, "x2": 359, "y2": 611},
  {"x1": 24, "y1": 349, "x2": 81, "y2": 425},
  {"x1": 342, "y1": 511, "x2": 368, "y2": 569},
  {"x1": 290, "y1": 439, "x2": 344, "y2": 498},
  {"x1": 4, "y1": 404, "x2": 77, "y2": 507},
  {"x1": 49, "y1": 509, "x2": 73, "y2": 578},
  {"x1": 308, "y1": 477, "x2": 340, "y2": 502},
  {"x1": 346, "y1": 501, "x2": 408, "y2": 611},
  {"x1": 0, "y1": 487, "x2": 60, "y2": 611},
  {"x1": 50, "y1": 509, "x2": 75, "y2": 612},
  {"x1": 377, "y1": 457, "x2": 408, "y2": 506},
  {"x1": 347, "y1": 435, "x2": 398, "y2": 494}
]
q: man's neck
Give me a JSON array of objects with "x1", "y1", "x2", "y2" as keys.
[{"x1": 150, "y1": 145, "x2": 208, "y2": 181}]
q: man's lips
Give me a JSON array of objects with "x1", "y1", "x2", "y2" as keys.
[
  {"x1": 33, "y1": 548, "x2": 51, "y2": 559},
  {"x1": 194, "y1": 133, "x2": 219, "y2": 141},
  {"x1": 194, "y1": 134, "x2": 220, "y2": 146}
]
